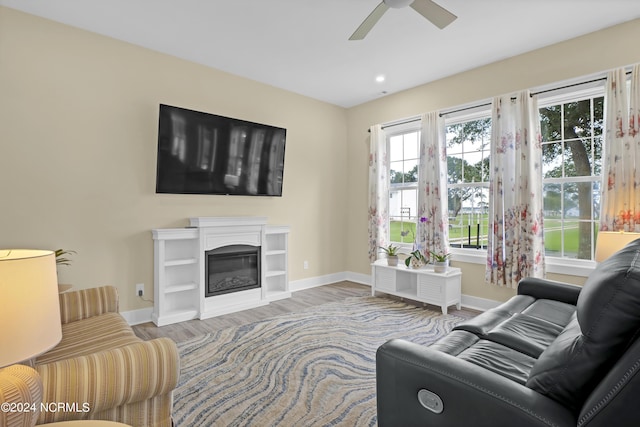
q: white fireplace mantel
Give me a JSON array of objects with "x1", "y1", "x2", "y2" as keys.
[
  {"x1": 152, "y1": 217, "x2": 290, "y2": 326},
  {"x1": 189, "y1": 216, "x2": 268, "y2": 228}
]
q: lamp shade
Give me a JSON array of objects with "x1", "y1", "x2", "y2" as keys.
[
  {"x1": 0, "y1": 249, "x2": 62, "y2": 368},
  {"x1": 595, "y1": 232, "x2": 640, "y2": 262}
]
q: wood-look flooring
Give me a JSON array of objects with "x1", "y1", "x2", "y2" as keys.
[{"x1": 132, "y1": 281, "x2": 478, "y2": 342}]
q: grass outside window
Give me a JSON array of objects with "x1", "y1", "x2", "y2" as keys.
[{"x1": 391, "y1": 216, "x2": 600, "y2": 259}]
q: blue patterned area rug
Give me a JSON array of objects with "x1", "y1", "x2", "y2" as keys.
[{"x1": 174, "y1": 296, "x2": 469, "y2": 426}]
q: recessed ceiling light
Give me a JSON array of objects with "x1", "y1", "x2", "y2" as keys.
[{"x1": 375, "y1": 75, "x2": 385, "y2": 83}]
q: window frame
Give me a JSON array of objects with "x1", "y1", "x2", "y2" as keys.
[
  {"x1": 445, "y1": 112, "x2": 492, "y2": 251},
  {"x1": 385, "y1": 121, "x2": 422, "y2": 252},
  {"x1": 537, "y1": 85, "x2": 605, "y2": 269}
]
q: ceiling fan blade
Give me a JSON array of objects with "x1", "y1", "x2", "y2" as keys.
[
  {"x1": 410, "y1": 0, "x2": 457, "y2": 29},
  {"x1": 349, "y1": 2, "x2": 390, "y2": 40}
]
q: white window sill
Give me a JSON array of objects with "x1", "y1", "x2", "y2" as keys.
[{"x1": 449, "y1": 248, "x2": 596, "y2": 278}]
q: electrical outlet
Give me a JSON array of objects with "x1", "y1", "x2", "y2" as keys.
[
  {"x1": 136, "y1": 283, "x2": 144, "y2": 297},
  {"x1": 303, "y1": 261, "x2": 309, "y2": 270}
]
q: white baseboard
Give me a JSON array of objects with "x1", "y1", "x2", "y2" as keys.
[
  {"x1": 121, "y1": 307, "x2": 153, "y2": 326},
  {"x1": 344, "y1": 271, "x2": 371, "y2": 286},
  {"x1": 289, "y1": 272, "x2": 349, "y2": 292},
  {"x1": 121, "y1": 272, "x2": 499, "y2": 325},
  {"x1": 460, "y1": 294, "x2": 501, "y2": 312},
  {"x1": 289, "y1": 271, "x2": 372, "y2": 292}
]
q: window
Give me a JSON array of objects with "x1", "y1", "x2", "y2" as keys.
[
  {"x1": 540, "y1": 92, "x2": 604, "y2": 260},
  {"x1": 446, "y1": 116, "x2": 491, "y2": 250},
  {"x1": 386, "y1": 86, "x2": 604, "y2": 262},
  {"x1": 388, "y1": 128, "x2": 419, "y2": 246}
]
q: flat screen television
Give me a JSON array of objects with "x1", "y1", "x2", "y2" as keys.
[{"x1": 156, "y1": 104, "x2": 286, "y2": 196}]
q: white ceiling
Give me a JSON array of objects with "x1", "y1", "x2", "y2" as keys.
[{"x1": 2, "y1": 0, "x2": 640, "y2": 107}]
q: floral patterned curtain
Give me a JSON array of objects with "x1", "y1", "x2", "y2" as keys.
[
  {"x1": 368, "y1": 125, "x2": 390, "y2": 261},
  {"x1": 486, "y1": 91, "x2": 545, "y2": 288},
  {"x1": 416, "y1": 112, "x2": 449, "y2": 257},
  {"x1": 600, "y1": 66, "x2": 640, "y2": 231}
]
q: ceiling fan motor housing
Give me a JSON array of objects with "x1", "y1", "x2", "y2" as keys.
[{"x1": 384, "y1": 0, "x2": 414, "y2": 9}]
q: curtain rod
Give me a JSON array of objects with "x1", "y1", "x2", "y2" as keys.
[
  {"x1": 366, "y1": 117, "x2": 420, "y2": 133},
  {"x1": 438, "y1": 76, "x2": 612, "y2": 117},
  {"x1": 370, "y1": 70, "x2": 631, "y2": 132},
  {"x1": 529, "y1": 75, "x2": 609, "y2": 97},
  {"x1": 439, "y1": 102, "x2": 491, "y2": 118},
  {"x1": 368, "y1": 71, "x2": 631, "y2": 132},
  {"x1": 439, "y1": 71, "x2": 631, "y2": 117},
  {"x1": 381, "y1": 117, "x2": 420, "y2": 129}
]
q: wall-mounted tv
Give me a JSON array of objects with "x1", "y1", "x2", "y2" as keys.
[{"x1": 156, "y1": 104, "x2": 286, "y2": 196}]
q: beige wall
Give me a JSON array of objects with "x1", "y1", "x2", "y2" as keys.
[
  {"x1": 0, "y1": 7, "x2": 348, "y2": 312},
  {"x1": 346, "y1": 18, "x2": 640, "y2": 303}
]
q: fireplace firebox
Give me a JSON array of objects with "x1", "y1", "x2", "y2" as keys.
[{"x1": 205, "y1": 245, "x2": 261, "y2": 297}]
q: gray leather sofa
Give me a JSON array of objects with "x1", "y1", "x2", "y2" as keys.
[{"x1": 377, "y1": 238, "x2": 640, "y2": 426}]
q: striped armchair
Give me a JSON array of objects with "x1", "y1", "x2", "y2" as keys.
[{"x1": 34, "y1": 286, "x2": 180, "y2": 426}]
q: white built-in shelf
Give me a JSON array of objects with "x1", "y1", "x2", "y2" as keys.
[
  {"x1": 266, "y1": 250, "x2": 287, "y2": 256},
  {"x1": 165, "y1": 282, "x2": 198, "y2": 294},
  {"x1": 161, "y1": 309, "x2": 199, "y2": 326},
  {"x1": 152, "y1": 228, "x2": 199, "y2": 327},
  {"x1": 165, "y1": 258, "x2": 198, "y2": 267},
  {"x1": 266, "y1": 270, "x2": 286, "y2": 277},
  {"x1": 264, "y1": 289, "x2": 287, "y2": 300},
  {"x1": 152, "y1": 218, "x2": 290, "y2": 326},
  {"x1": 263, "y1": 226, "x2": 290, "y2": 302}
]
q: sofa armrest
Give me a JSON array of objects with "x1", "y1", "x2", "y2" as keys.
[
  {"x1": 517, "y1": 277, "x2": 581, "y2": 305},
  {"x1": 35, "y1": 338, "x2": 179, "y2": 424},
  {"x1": 59, "y1": 286, "x2": 119, "y2": 324},
  {"x1": 376, "y1": 339, "x2": 575, "y2": 427},
  {"x1": 0, "y1": 365, "x2": 42, "y2": 427}
]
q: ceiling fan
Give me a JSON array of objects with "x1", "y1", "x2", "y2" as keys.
[{"x1": 349, "y1": 0, "x2": 457, "y2": 40}]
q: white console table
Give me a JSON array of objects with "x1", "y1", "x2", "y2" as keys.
[{"x1": 371, "y1": 259, "x2": 461, "y2": 314}]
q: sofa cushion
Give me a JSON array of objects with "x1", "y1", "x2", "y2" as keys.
[
  {"x1": 430, "y1": 330, "x2": 536, "y2": 384},
  {"x1": 521, "y1": 298, "x2": 576, "y2": 327},
  {"x1": 430, "y1": 330, "x2": 480, "y2": 355},
  {"x1": 484, "y1": 313, "x2": 565, "y2": 358},
  {"x1": 36, "y1": 312, "x2": 141, "y2": 365},
  {"x1": 454, "y1": 296, "x2": 575, "y2": 358},
  {"x1": 527, "y1": 238, "x2": 640, "y2": 411},
  {"x1": 456, "y1": 340, "x2": 536, "y2": 385},
  {"x1": 453, "y1": 295, "x2": 536, "y2": 336}
]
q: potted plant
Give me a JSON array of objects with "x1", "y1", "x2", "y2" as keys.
[
  {"x1": 405, "y1": 249, "x2": 428, "y2": 269},
  {"x1": 430, "y1": 250, "x2": 451, "y2": 273},
  {"x1": 54, "y1": 249, "x2": 76, "y2": 290},
  {"x1": 55, "y1": 249, "x2": 76, "y2": 266},
  {"x1": 379, "y1": 244, "x2": 401, "y2": 266}
]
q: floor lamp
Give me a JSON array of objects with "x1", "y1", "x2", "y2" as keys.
[{"x1": 595, "y1": 232, "x2": 640, "y2": 262}]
